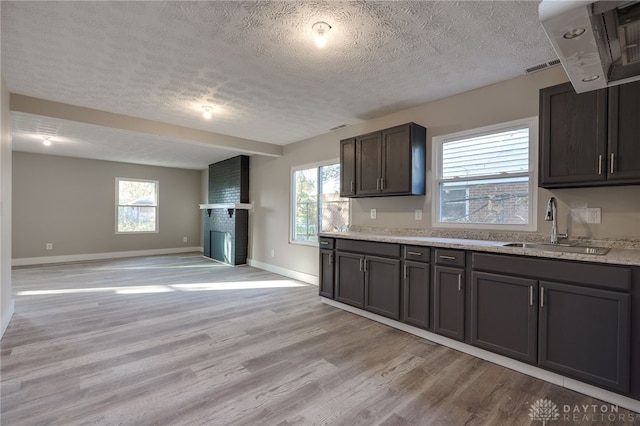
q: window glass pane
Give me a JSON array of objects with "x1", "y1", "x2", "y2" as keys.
[
  {"x1": 293, "y1": 168, "x2": 318, "y2": 242},
  {"x1": 442, "y1": 127, "x2": 529, "y2": 179},
  {"x1": 319, "y1": 164, "x2": 349, "y2": 233},
  {"x1": 118, "y1": 206, "x2": 157, "y2": 232},
  {"x1": 118, "y1": 180, "x2": 157, "y2": 205},
  {"x1": 439, "y1": 178, "x2": 529, "y2": 225}
]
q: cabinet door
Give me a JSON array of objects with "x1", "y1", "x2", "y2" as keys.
[
  {"x1": 433, "y1": 265, "x2": 465, "y2": 341},
  {"x1": 471, "y1": 272, "x2": 537, "y2": 364},
  {"x1": 319, "y1": 249, "x2": 334, "y2": 298},
  {"x1": 539, "y1": 82, "x2": 608, "y2": 187},
  {"x1": 335, "y1": 252, "x2": 365, "y2": 308},
  {"x1": 608, "y1": 80, "x2": 640, "y2": 181},
  {"x1": 381, "y1": 124, "x2": 412, "y2": 194},
  {"x1": 339, "y1": 138, "x2": 357, "y2": 197},
  {"x1": 364, "y1": 256, "x2": 401, "y2": 320},
  {"x1": 538, "y1": 281, "x2": 630, "y2": 393},
  {"x1": 356, "y1": 132, "x2": 382, "y2": 195},
  {"x1": 403, "y1": 260, "x2": 430, "y2": 329}
]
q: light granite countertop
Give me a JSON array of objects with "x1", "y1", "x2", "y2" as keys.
[{"x1": 319, "y1": 231, "x2": 640, "y2": 267}]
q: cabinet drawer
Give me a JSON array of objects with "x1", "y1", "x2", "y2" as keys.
[
  {"x1": 336, "y1": 239, "x2": 400, "y2": 258},
  {"x1": 319, "y1": 237, "x2": 335, "y2": 249},
  {"x1": 403, "y1": 245, "x2": 430, "y2": 262},
  {"x1": 434, "y1": 249, "x2": 465, "y2": 267}
]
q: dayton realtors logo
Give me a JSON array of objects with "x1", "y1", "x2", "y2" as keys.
[{"x1": 529, "y1": 398, "x2": 637, "y2": 424}]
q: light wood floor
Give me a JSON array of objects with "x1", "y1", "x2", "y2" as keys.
[{"x1": 1, "y1": 253, "x2": 636, "y2": 425}]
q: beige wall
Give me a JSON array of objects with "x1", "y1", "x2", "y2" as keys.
[
  {"x1": 12, "y1": 152, "x2": 202, "y2": 259},
  {"x1": 249, "y1": 66, "x2": 640, "y2": 278},
  {"x1": 1, "y1": 75, "x2": 14, "y2": 337}
]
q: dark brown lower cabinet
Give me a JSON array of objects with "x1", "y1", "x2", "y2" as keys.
[
  {"x1": 364, "y1": 256, "x2": 401, "y2": 320},
  {"x1": 538, "y1": 281, "x2": 631, "y2": 393},
  {"x1": 403, "y1": 260, "x2": 430, "y2": 329},
  {"x1": 433, "y1": 265, "x2": 465, "y2": 341},
  {"x1": 319, "y1": 249, "x2": 334, "y2": 298},
  {"x1": 335, "y1": 252, "x2": 365, "y2": 308},
  {"x1": 471, "y1": 272, "x2": 538, "y2": 364}
]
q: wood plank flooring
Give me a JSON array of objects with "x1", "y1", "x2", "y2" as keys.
[{"x1": 1, "y1": 253, "x2": 637, "y2": 425}]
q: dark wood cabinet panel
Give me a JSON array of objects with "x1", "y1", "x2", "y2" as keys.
[
  {"x1": 319, "y1": 249, "x2": 334, "y2": 299},
  {"x1": 539, "y1": 82, "x2": 608, "y2": 187},
  {"x1": 471, "y1": 272, "x2": 538, "y2": 363},
  {"x1": 540, "y1": 81, "x2": 640, "y2": 188},
  {"x1": 339, "y1": 138, "x2": 356, "y2": 197},
  {"x1": 335, "y1": 252, "x2": 365, "y2": 308},
  {"x1": 403, "y1": 260, "x2": 430, "y2": 329},
  {"x1": 608, "y1": 80, "x2": 640, "y2": 181},
  {"x1": 345, "y1": 123, "x2": 425, "y2": 197},
  {"x1": 538, "y1": 281, "x2": 631, "y2": 393},
  {"x1": 364, "y1": 256, "x2": 401, "y2": 320},
  {"x1": 356, "y1": 132, "x2": 383, "y2": 195},
  {"x1": 433, "y1": 265, "x2": 465, "y2": 341}
]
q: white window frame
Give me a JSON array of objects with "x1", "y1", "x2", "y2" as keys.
[
  {"x1": 290, "y1": 159, "x2": 349, "y2": 246},
  {"x1": 115, "y1": 177, "x2": 159, "y2": 234},
  {"x1": 431, "y1": 117, "x2": 538, "y2": 232}
]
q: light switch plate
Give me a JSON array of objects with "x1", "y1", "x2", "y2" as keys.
[
  {"x1": 586, "y1": 208, "x2": 601, "y2": 224},
  {"x1": 415, "y1": 209, "x2": 423, "y2": 220},
  {"x1": 370, "y1": 208, "x2": 377, "y2": 219}
]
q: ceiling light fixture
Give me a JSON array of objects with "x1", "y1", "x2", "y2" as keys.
[
  {"x1": 312, "y1": 21, "x2": 331, "y2": 48},
  {"x1": 202, "y1": 106, "x2": 213, "y2": 119},
  {"x1": 42, "y1": 137, "x2": 52, "y2": 146},
  {"x1": 563, "y1": 28, "x2": 586, "y2": 39}
]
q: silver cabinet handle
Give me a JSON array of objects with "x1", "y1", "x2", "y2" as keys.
[
  {"x1": 380, "y1": 177, "x2": 385, "y2": 190},
  {"x1": 540, "y1": 287, "x2": 545, "y2": 308},
  {"x1": 440, "y1": 255, "x2": 456, "y2": 260},
  {"x1": 404, "y1": 264, "x2": 408, "y2": 279},
  {"x1": 363, "y1": 258, "x2": 367, "y2": 273},
  {"x1": 328, "y1": 253, "x2": 332, "y2": 266},
  {"x1": 598, "y1": 154, "x2": 602, "y2": 175},
  {"x1": 610, "y1": 153, "x2": 615, "y2": 174},
  {"x1": 457, "y1": 274, "x2": 462, "y2": 291},
  {"x1": 376, "y1": 178, "x2": 380, "y2": 190},
  {"x1": 407, "y1": 251, "x2": 422, "y2": 256},
  {"x1": 350, "y1": 181, "x2": 354, "y2": 193},
  {"x1": 529, "y1": 286, "x2": 534, "y2": 306},
  {"x1": 320, "y1": 241, "x2": 329, "y2": 245},
  {"x1": 359, "y1": 258, "x2": 363, "y2": 271}
]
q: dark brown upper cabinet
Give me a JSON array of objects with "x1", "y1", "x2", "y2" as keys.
[
  {"x1": 341, "y1": 123, "x2": 426, "y2": 197},
  {"x1": 339, "y1": 138, "x2": 356, "y2": 197},
  {"x1": 539, "y1": 81, "x2": 640, "y2": 188}
]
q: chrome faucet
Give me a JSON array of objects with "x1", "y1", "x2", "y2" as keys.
[{"x1": 545, "y1": 197, "x2": 568, "y2": 244}]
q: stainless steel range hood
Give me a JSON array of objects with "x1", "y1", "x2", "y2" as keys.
[{"x1": 539, "y1": 0, "x2": 640, "y2": 93}]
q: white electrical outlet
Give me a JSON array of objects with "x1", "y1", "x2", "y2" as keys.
[
  {"x1": 271, "y1": 249, "x2": 275, "y2": 257},
  {"x1": 46, "y1": 243, "x2": 53, "y2": 250},
  {"x1": 370, "y1": 208, "x2": 377, "y2": 219},
  {"x1": 415, "y1": 209, "x2": 423, "y2": 220},
  {"x1": 183, "y1": 236, "x2": 188, "y2": 243},
  {"x1": 586, "y1": 208, "x2": 601, "y2": 224}
]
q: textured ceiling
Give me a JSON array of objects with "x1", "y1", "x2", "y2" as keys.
[{"x1": 1, "y1": 1, "x2": 556, "y2": 169}]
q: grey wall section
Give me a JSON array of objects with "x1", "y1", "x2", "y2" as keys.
[
  {"x1": 12, "y1": 152, "x2": 202, "y2": 259},
  {"x1": 1, "y1": 75, "x2": 14, "y2": 337},
  {"x1": 249, "y1": 66, "x2": 640, "y2": 278}
]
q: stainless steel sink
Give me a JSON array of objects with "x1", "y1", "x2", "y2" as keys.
[{"x1": 502, "y1": 242, "x2": 610, "y2": 255}]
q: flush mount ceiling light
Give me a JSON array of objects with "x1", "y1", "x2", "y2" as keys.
[
  {"x1": 201, "y1": 106, "x2": 214, "y2": 119},
  {"x1": 312, "y1": 21, "x2": 331, "y2": 48},
  {"x1": 42, "y1": 136, "x2": 52, "y2": 146},
  {"x1": 582, "y1": 75, "x2": 600, "y2": 82}
]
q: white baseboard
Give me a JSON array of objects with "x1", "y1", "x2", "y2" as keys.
[
  {"x1": 12, "y1": 247, "x2": 203, "y2": 267},
  {"x1": 322, "y1": 298, "x2": 640, "y2": 414},
  {"x1": 247, "y1": 258, "x2": 318, "y2": 285},
  {"x1": 1, "y1": 299, "x2": 15, "y2": 339}
]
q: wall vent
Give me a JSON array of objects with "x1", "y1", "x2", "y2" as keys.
[
  {"x1": 330, "y1": 124, "x2": 348, "y2": 131},
  {"x1": 525, "y1": 59, "x2": 561, "y2": 74}
]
